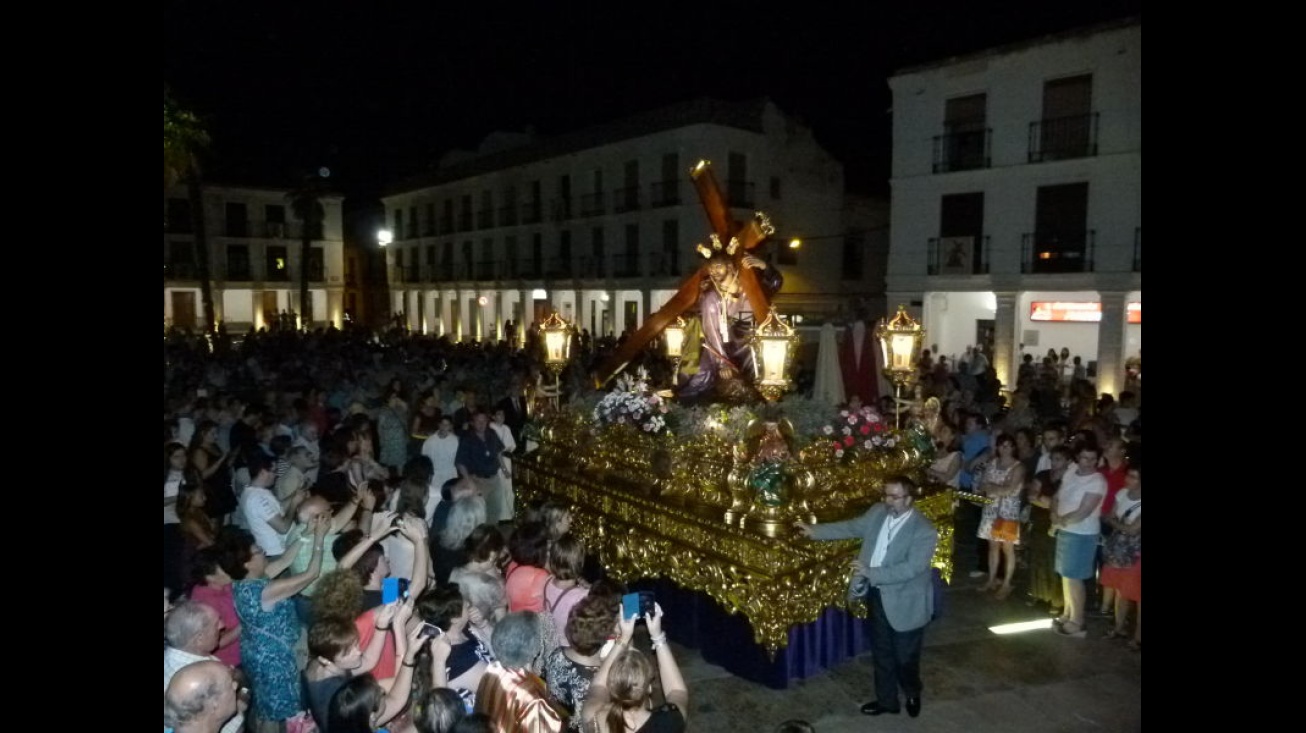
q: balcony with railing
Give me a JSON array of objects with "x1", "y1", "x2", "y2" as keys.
[
  {"x1": 499, "y1": 205, "x2": 519, "y2": 227},
  {"x1": 650, "y1": 181, "x2": 681, "y2": 208},
  {"x1": 544, "y1": 257, "x2": 573, "y2": 279},
  {"x1": 477, "y1": 209, "x2": 494, "y2": 230},
  {"x1": 577, "y1": 255, "x2": 605, "y2": 279},
  {"x1": 165, "y1": 262, "x2": 197, "y2": 280},
  {"x1": 1021, "y1": 230, "x2": 1096, "y2": 274},
  {"x1": 1132, "y1": 228, "x2": 1141, "y2": 272},
  {"x1": 932, "y1": 128, "x2": 991, "y2": 173},
  {"x1": 726, "y1": 180, "x2": 754, "y2": 208},
  {"x1": 612, "y1": 253, "x2": 641, "y2": 278},
  {"x1": 551, "y1": 199, "x2": 573, "y2": 222},
  {"x1": 926, "y1": 235, "x2": 991, "y2": 275},
  {"x1": 579, "y1": 192, "x2": 606, "y2": 217},
  {"x1": 225, "y1": 219, "x2": 251, "y2": 238},
  {"x1": 647, "y1": 252, "x2": 681, "y2": 277},
  {"x1": 516, "y1": 259, "x2": 542, "y2": 279},
  {"x1": 613, "y1": 187, "x2": 641, "y2": 213},
  {"x1": 1028, "y1": 113, "x2": 1099, "y2": 163},
  {"x1": 522, "y1": 201, "x2": 543, "y2": 225}
]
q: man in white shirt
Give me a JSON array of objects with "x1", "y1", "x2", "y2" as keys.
[
  {"x1": 237, "y1": 453, "x2": 304, "y2": 560},
  {"x1": 421, "y1": 415, "x2": 461, "y2": 489},
  {"x1": 164, "y1": 602, "x2": 244, "y2": 733},
  {"x1": 165, "y1": 660, "x2": 242, "y2": 733}
]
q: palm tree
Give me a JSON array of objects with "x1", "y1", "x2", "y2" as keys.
[
  {"x1": 287, "y1": 170, "x2": 329, "y2": 329},
  {"x1": 163, "y1": 87, "x2": 217, "y2": 334}
]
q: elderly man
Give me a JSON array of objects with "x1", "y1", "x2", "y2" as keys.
[
  {"x1": 797, "y1": 475, "x2": 938, "y2": 719},
  {"x1": 164, "y1": 660, "x2": 241, "y2": 733},
  {"x1": 475, "y1": 611, "x2": 565, "y2": 733},
  {"x1": 456, "y1": 410, "x2": 511, "y2": 524},
  {"x1": 164, "y1": 602, "x2": 245, "y2": 733}
]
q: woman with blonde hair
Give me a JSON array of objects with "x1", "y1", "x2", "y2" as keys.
[{"x1": 581, "y1": 603, "x2": 687, "y2": 733}]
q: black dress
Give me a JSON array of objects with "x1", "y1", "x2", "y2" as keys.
[{"x1": 197, "y1": 446, "x2": 237, "y2": 519}]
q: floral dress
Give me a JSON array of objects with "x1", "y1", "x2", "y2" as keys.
[
  {"x1": 543, "y1": 647, "x2": 598, "y2": 730},
  {"x1": 234, "y1": 578, "x2": 304, "y2": 721},
  {"x1": 977, "y1": 460, "x2": 1023, "y2": 545}
]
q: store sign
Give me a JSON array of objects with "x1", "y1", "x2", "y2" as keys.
[{"x1": 1030, "y1": 301, "x2": 1142, "y2": 324}]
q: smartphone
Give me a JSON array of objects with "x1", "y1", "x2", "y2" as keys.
[
  {"x1": 419, "y1": 622, "x2": 444, "y2": 639},
  {"x1": 381, "y1": 577, "x2": 409, "y2": 604},
  {"x1": 621, "y1": 591, "x2": 655, "y2": 620}
]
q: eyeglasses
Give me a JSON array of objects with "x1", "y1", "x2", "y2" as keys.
[{"x1": 883, "y1": 493, "x2": 909, "y2": 501}]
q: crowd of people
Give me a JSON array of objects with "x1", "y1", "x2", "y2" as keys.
[{"x1": 164, "y1": 324, "x2": 1140, "y2": 731}]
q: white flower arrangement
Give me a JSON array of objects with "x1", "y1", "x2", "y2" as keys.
[{"x1": 592, "y1": 369, "x2": 669, "y2": 434}]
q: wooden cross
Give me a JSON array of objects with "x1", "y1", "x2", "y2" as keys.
[{"x1": 594, "y1": 160, "x2": 775, "y2": 387}]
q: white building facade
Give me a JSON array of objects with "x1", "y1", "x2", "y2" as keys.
[
  {"x1": 380, "y1": 98, "x2": 875, "y2": 345},
  {"x1": 886, "y1": 17, "x2": 1141, "y2": 397},
  {"x1": 164, "y1": 183, "x2": 347, "y2": 332}
]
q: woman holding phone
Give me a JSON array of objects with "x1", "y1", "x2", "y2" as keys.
[{"x1": 581, "y1": 602, "x2": 688, "y2": 733}]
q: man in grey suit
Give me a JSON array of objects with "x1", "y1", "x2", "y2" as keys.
[{"x1": 796, "y1": 475, "x2": 937, "y2": 718}]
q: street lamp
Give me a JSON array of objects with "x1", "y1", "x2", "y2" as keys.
[
  {"x1": 876, "y1": 304, "x2": 926, "y2": 428},
  {"x1": 663, "y1": 316, "x2": 687, "y2": 386},
  {"x1": 749, "y1": 306, "x2": 800, "y2": 402},
  {"x1": 538, "y1": 311, "x2": 574, "y2": 407}
]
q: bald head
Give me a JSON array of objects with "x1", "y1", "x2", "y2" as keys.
[
  {"x1": 164, "y1": 660, "x2": 238, "y2": 732},
  {"x1": 165, "y1": 601, "x2": 221, "y2": 655},
  {"x1": 297, "y1": 495, "x2": 332, "y2": 525}
]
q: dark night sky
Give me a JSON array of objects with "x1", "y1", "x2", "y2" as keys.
[{"x1": 164, "y1": 1, "x2": 1141, "y2": 211}]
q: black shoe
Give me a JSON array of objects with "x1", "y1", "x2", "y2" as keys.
[
  {"x1": 906, "y1": 696, "x2": 921, "y2": 718},
  {"x1": 860, "y1": 701, "x2": 900, "y2": 716}
]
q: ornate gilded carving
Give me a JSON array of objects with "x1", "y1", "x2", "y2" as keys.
[{"x1": 517, "y1": 411, "x2": 956, "y2": 655}]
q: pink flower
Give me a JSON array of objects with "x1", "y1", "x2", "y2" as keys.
[
  {"x1": 859, "y1": 424, "x2": 871, "y2": 435},
  {"x1": 843, "y1": 435, "x2": 855, "y2": 447}
]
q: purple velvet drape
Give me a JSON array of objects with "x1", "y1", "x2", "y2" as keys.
[{"x1": 631, "y1": 578, "x2": 872, "y2": 690}]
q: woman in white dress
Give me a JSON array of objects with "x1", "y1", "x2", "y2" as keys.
[
  {"x1": 977, "y1": 433, "x2": 1026, "y2": 600},
  {"x1": 490, "y1": 408, "x2": 518, "y2": 523}
]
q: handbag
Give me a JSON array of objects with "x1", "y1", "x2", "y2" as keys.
[{"x1": 990, "y1": 517, "x2": 1020, "y2": 543}]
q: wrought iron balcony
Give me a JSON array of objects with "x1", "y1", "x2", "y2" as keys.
[
  {"x1": 498, "y1": 205, "x2": 519, "y2": 227},
  {"x1": 579, "y1": 192, "x2": 606, "y2": 217},
  {"x1": 613, "y1": 187, "x2": 641, "y2": 213},
  {"x1": 225, "y1": 219, "x2": 251, "y2": 238},
  {"x1": 515, "y1": 259, "x2": 541, "y2": 279},
  {"x1": 577, "y1": 255, "x2": 606, "y2": 278},
  {"x1": 1021, "y1": 230, "x2": 1096, "y2": 274},
  {"x1": 647, "y1": 252, "x2": 681, "y2": 277},
  {"x1": 1133, "y1": 227, "x2": 1141, "y2": 272},
  {"x1": 544, "y1": 257, "x2": 573, "y2": 279},
  {"x1": 726, "y1": 180, "x2": 754, "y2": 208},
  {"x1": 926, "y1": 235, "x2": 991, "y2": 275},
  {"x1": 932, "y1": 128, "x2": 991, "y2": 173},
  {"x1": 1028, "y1": 113, "x2": 1099, "y2": 163},
  {"x1": 551, "y1": 199, "x2": 573, "y2": 222},
  {"x1": 612, "y1": 253, "x2": 640, "y2": 278},
  {"x1": 165, "y1": 262, "x2": 197, "y2": 280},
  {"x1": 521, "y1": 201, "x2": 543, "y2": 224},
  {"x1": 650, "y1": 181, "x2": 681, "y2": 208}
]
